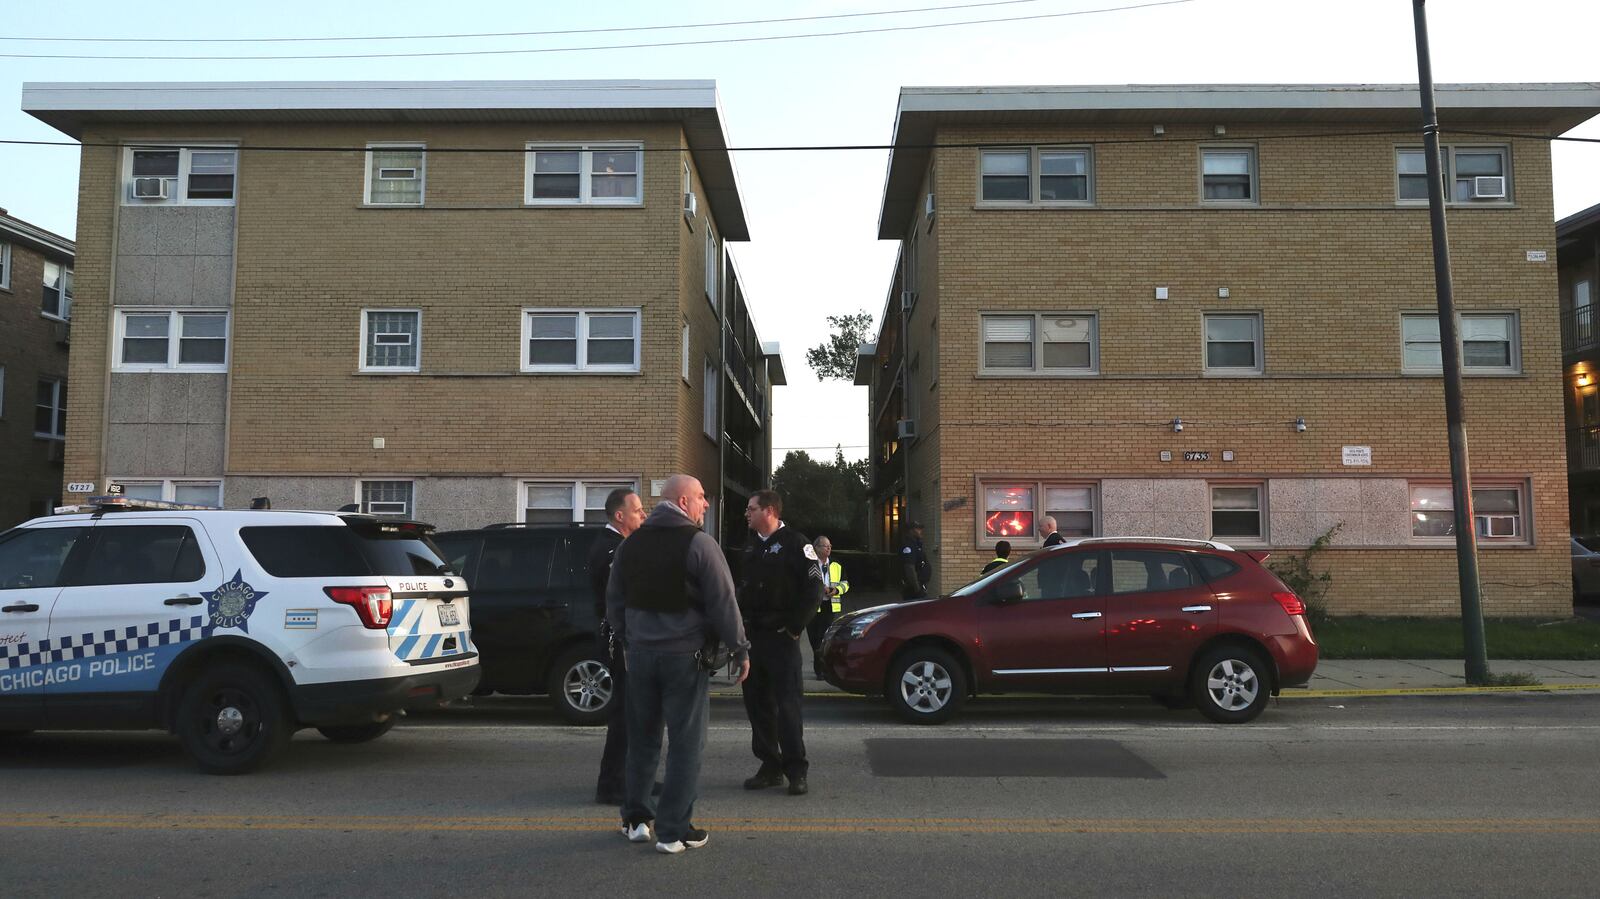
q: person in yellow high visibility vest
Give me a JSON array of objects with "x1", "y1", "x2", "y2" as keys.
[
  {"x1": 807, "y1": 535, "x2": 849, "y2": 679},
  {"x1": 982, "y1": 540, "x2": 1013, "y2": 575}
]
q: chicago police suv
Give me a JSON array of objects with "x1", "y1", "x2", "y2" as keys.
[{"x1": 0, "y1": 497, "x2": 479, "y2": 774}]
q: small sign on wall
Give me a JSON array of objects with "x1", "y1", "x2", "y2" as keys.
[
  {"x1": 66, "y1": 482, "x2": 96, "y2": 494},
  {"x1": 1342, "y1": 445, "x2": 1373, "y2": 466},
  {"x1": 651, "y1": 479, "x2": 666, "y2": 497},
  {"x1": 1526, "y1": 250, "x2": 1547, "y2": 262}
]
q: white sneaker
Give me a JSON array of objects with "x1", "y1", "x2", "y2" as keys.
[
  {"x1": 655, "y1": 827, "x2": 709, "y2": 854},
  {"x1": 622, "y1": 821, "x2": 653, "y2": 843}
]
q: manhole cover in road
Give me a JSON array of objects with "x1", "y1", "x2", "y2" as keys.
[{"x1": 865, "y1": 738, "x2": 1164, "y2": 779}]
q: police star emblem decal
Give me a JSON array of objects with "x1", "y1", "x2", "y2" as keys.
[{"x1": 203, "y1": 570, "x2": 268, "y2": 634}]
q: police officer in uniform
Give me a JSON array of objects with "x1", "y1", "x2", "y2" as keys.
[
  {"x1": 589, "y1": 487, "x2": 646, "y2": 805},
  {"x1": 738, "y1": 489, "x2": 824, "y2": 796},
  {"x1": 982, "y1": 540, "x2": 1013, "y2": 575},
  {"x1": 901, "y1": 520, "x2": 932, "y2": 600},
  {"x1": 806, "y1": 536, "x2": 848, "y2": 679}
]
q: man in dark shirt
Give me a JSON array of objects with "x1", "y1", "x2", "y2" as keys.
[
  {"x1": 738, "y1": 489, "x2": 824, "y2": 796},
  {"x1": 1039, "y1": 516, "x2": 1066, "y2": 548},
  {"x1": 901, "y1": 521, "x2": 931, "y2": 599},
  {"x1": 589, "y1": 487, "x2": 646, "y2": 806}
]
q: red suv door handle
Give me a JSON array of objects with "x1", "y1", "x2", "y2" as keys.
[
  {"x1": 2, "y1": 603, "x2": 41, "y2": 613},
  {"x1": 1182, "y1": 605, "x2": 1213, "y2": 613}
]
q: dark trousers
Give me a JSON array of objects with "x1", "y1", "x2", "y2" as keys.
[
  {"x1": 595, "y1": 636, "x2": 627, "y2": 797},
  {"x1": 741, "y1": 629, "x2": 807, "y2": 780},
  {"x1": 623, "y1": 647, "x2": 710, "y2": 844},
  {"x1": 806, "y1": 607, "x2": 835, "y2": 676}
]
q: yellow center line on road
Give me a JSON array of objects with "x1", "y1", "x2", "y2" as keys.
[{"x1": 4, "y1": 813, "x2": 1597, "y2": 835}]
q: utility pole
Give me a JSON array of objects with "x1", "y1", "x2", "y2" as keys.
[{"x1": 1412, "y1": 0, "x2": 1490, "y2": 684}]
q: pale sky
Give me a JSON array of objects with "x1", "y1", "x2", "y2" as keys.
[{"x1": 3, "y1": 0, "x2": 1598, "y2": 466}]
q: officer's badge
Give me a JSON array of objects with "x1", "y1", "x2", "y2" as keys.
[{"x1": 204, "y1": 570, "x2": 268, "y2": 634}]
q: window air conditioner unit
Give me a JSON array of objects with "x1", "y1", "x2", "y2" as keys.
[
  {"x1": 53, "y1": 320, "x2": 70, "y2": 346},
  {"x1": 132, "y1": 177, "x2": 168, "y2": 200},
  {"x1": 683, "y1": 191, "x2": 699, "y2": 218},
  {"x1": 45, "y1": 441, "x2": 64, "y2": 464},
  {"x1": 901, "y1": 289, "x2": 917, "y2": 311},
  {"x1": 924, "y1": 193, "x2": 936, "y2": 218},
  {"x1": 896, "y1": 418, "x2": 917, "y2": 440},
  {"x1": 1472, "y1": 176, "x2": 1506, "y2": 199}
]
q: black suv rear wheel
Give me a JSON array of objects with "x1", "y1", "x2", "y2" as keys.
[{"x1": 549, "y1": 645, "x2": 614, "y2": 726}]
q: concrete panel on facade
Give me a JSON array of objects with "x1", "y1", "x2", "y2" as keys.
[
  {"x1": 153, "y1": 255, "x2": 195, "y2": 304},
  {"x1": 1270, "y1": 511, "x2": 1319, "y2": 547},
  {"x1": 1103, "y1": 510, "x2": 1154, "y2": 535},
  {"x1": 116, "y1": 207, "x2": 158, "y2": 255},
  {"x1": 155, "y1": 207, "x2": 198, "y2": 256},
  {"x1": 108, "y1": 373, "x2": 151, "y2": 423},
  {"x1": 225, "y1": 477, "x2": 353, "y2": 513},
  {"x1": 146, "y1": 424, "x2": 187, "y2": 475},
  {"x1": 1315, "y1": 477, "x2": 1366, "y2": 513},
  {"x1": 148, "y1": 373, "x2": 191, "y2": 421},
  {"x1": 184, "y1": 424, "x2": 225, "y2": 475},
  {"x1": 1313, "y1": 511, "x2": 1361, "y2": 546},
  {"x1": 192, "y1": 208, "x2": 235, "y2": 255},
  {"x1": 1149, "y1": 511, "x2": 1208, "y2": 540},
  {"x1": 192, "y1": 255, "x2": 234, "y2": 306},
  {"x1": 421, "y1": 477, "x2": 519, "y2": 532},
  {"x1": 188, "y1": 375, "x2": 228, "y2": 424},
  {"x1": 1363, "y1": 510, "x2": 1414, "y2": 546},
  {"x1": 113, "y1": 254, "x2": 156, "y2": 304},
  {"x1": 1269, "y1": 478, "x2": 1314, "y2": 513},
  {"x1": 1151, "y1": 479, "x2": 1208, "y2": 513},
  {"x1": 1359, "y1": 478, "x2": 1410, "y2": 514},
  {"x1": 105, "y1": 423, "x2": 149, "y2": 474},
  {"x1": 1101, "y1": 479, "x2": 1154, "y2": 513}
]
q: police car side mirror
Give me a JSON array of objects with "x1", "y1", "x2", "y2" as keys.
[{"x1": 990, "y1": 580, "x2": 1024, "y2": 605}]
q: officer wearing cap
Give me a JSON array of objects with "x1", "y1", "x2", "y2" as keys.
[{"x1": 900, "y1": 521, "x2": 931, "y2": 600}]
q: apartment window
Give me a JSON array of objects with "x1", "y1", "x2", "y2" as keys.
[
  {"x1": 705, "y1": 226, "x2": 719, "y2": 308},
  {"x1": 1409, "y1": 482, "x2": 1526, "y2": 542},
  {"x1": 35, "y1": 379, "x2": 66, "y2": 439},
  {"x1": 979, "y1": 481, "x2": 1097, "y2": 545},
  {"x1": 115, "y1": 479, "x2": 222, "y2": 507},
  {"x1": 521, "y1": 480, "x2": 634, "y2": 525},
  {"x1": 1401, "y1": 312, "x2": 1519, "y2": 374},
  {"x1": 1201, "y1": 147, "x2": 1256, "y2": 203},
  {"x1": 365, "y1": 144, "x2": 425, "y2": 206},
  {"x1": 42, "y1": 261, "x2": 73, "y2": 320},
  {"x1": 521, "y1": 309, "x2": 640, "y2": 373},
  {"x1": 1203, "y1": 313, "x2": 1263, "y2": 374},
  {"x1": 1210, "y1": 484, "x2": 1264, "y2": 541},
  {"x1": 525, "y1": 143, "x2": 642, "y2": 205},
  {"x1": 681, "y1": 321, "x2": 691, "y2": 383},
  {"x1": 978, "y1": 147, "x2": 1093, "y2": 204},
  {"x1": 980, "y1": 313, "x2": 1097, "y2": 374},
  {"x1": 703, "y1": 356, "x2": 718, "y2": 440},
  {"x1": 1397, "y1": 146, "x2": 1511, "y2": 204},
  {"x1": 114, "y1": 309, "x2": 230, "y2": 372},
  {"x1": 361, "y1": 309, "x2": 421, "y2": 372},
  {"x1": 360, "y1": 481, "x2": 414, "y2": 518},
  {"x1": 124, "y1": 146, "x2": 237, "y2": 205},
  {"x1": 0, "y1": 241, "x2": 9, "y2": 290}
]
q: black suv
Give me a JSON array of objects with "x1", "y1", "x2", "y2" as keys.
[{"x1": 432, "y1": 524, "x2": 610, "y2": 725}]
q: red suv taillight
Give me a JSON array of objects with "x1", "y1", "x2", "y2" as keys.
[
  {"x1": 1272, "y1": 591, "x2": 1306, "y2": 616},
  {"x1": 324, "y1": 586, "x2": 394, "y2": 629}
]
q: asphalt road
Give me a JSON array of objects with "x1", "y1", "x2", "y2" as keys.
[{"x1": 2, "y1": 692, "x2": 1597, "y2": 898}]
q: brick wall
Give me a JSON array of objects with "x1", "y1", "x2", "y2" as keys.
[{"x1": 0, "y1": 231, "x2": 72, "y2": 527}]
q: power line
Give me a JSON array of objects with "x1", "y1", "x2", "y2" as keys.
[
  {"x1": 0, "y1": 0, "x2": 1059, "y2": 43},
  {"x1": 0, "y1": 0, "x2": 1194, "y2": 61}
]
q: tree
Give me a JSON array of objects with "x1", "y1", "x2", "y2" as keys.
[
  {"x1": 771, "y1": 447, "x2": 869, "y2": 549},
  {"x1": 805, "y1": 310, "x2": 875, "y2": 382}
]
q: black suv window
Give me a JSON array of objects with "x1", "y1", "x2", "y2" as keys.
[
  {"x1": 78, "y1": 525, "x2": 207, "y2": 586},
  {"x1": 241, "y1": 524, "x2": 452, "y2": 578},
  {"x1": 0, "y1": 526, "x2": 90, "y2": 590},
  {"x1": 550, "y1": 530, "x2": 600, "y2": 590},
  {"x1": 1108, "y1": 550, "x2": 1199, "y2": 594},
  {"x1": 475, "y1": 531, "x2": 554, "y2": 591}
]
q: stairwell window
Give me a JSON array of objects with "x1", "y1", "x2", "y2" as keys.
[
  {"x1": 361, "y1": 309, "x2": 421, "y2": 372},
  {"x1": 1201, "y1": 147, "x2": 1257, "y2": 204},
  {"x1": 522, "y1": 309, "x2": 640, "y2": 373},
  {"x1": 35, "y1": 378, "x2": 66, "y2": 439},
  {"x1": 1401, "y1": 312, "x2": 1519, "y2": 375},
  {"x1": 113, "y1": 309, "x2": 229, "y2": 372},
  {"x1": 360, "y1": 480, "x2": 414, "y2": 518},
  {"x1": 365, "y1": 144, "x2": 425, "y2": 205},
  {"x1": 525, "y1": 143, "x2": 642, "y2": 205}
]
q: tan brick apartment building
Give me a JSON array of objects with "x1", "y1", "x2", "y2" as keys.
[
  {"x1": 859, "y1": 83, "x2": 1600, "y2": 615},
  {"x1": 1558, "y1": 200, "x2": 1600, "y2": 534},
  {"x1": 23, "y1": 81, "x2": 783, "y2": 535},
  {"x1": 0, "y1": 209, "x2": 74, "y2": 529}
]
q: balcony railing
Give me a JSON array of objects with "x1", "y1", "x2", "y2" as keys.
[
  {"x1": 1563, "y1": 303, "x2": 1597, "y2": 355},
  {"x1": 1569, "y1": 426, "x2": 1600, "y2": 471}
]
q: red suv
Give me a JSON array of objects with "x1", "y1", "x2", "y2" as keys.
[{"x1": 818, "y1": 537, "x2": 1317, "y2": 724}]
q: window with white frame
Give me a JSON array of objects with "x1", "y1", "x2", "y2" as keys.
[
  {"x1": 1210, "y1": 484, "x2": 1264, "y2": 541},
  {"x1": 361, "y1": 309, "x2": 420, "y2": 372},
  {"x1": 681, "y1": 321, "x2": 691, "y2": 383},
  {"x1": 42, "y1": 261, "x2": 72, "y2": 320},
  {"x1": 978, "y1": 147, "x2": 1093, "y2": 204},
  {"x1": 365, "y1": 144, "x2": 424, "y2": 205},
  {"x1": 124, "y1": 146, "x2": 237, "y2": 205},
  {"x1": 521, "y1": 480, "x2": 634, "y2": 525},
  {"x1": 980, "y1": 313, "x2": 1097, "y2": 374},
  {"x1": 1409, "y1": 482, "x2": 1525, "y2": 541},
  {"x1": 1401, "y1": 312, "x2": 1519, "y2": 374},
  {"x1": 35, "y1": 378, "x2": 65, "y2": 439},
  {"x1": 115, "y1": 309, "x2": 229, "y2": 372},
  {"x1": 1203, "y1": 313, "x2": 1263, "y2": 374},
  {"x1": 978, "y1": 481, "x2": 1097, "y2": 545},
  {"x1": 1396, "y1": 146, "x2": 1510, "y2": 204},
  {"x1": 703, "y1": 356, "x2": 718, "y2": 440},
  {"x1": 1201, "y1": 147, "x2": 1256, "y2": 203},
  {"x1": 0, "y1": 241, "x2": 10, "y2": 290},
  {"x1": 361, "y1": 480, "x2": 414, "y2": 517},
  {"x1": 525, "y1": 143, "x2": 642, "y2": 205},
  {"x1": 521, "y1": 309, "x2": 639, "y2": 373},
  {"x1": 115, "y1": 479, "x2": 222, "y2": 507},
  {"x1": 705, "y1": 225, "x2": 719, "y2": 308}
]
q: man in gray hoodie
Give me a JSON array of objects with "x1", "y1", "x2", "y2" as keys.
[{"x1": 605, "y1": 474, "x2": 750, "y2": 855}]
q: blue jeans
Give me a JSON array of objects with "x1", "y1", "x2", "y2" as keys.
[{"x1": 623, "y1": 647, "x2": 710, "y2": 844}]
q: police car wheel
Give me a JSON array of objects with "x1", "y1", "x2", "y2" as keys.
[
  {"x1": 176, "y1": 663, "x2": 292, "y2": 775},
  {"x1": 549, "y1": 646, "x2": 614, "y2": 727},
  {"x1": 886, "y1": 648, "x2": 967, "y2": 725},
  {"x1": 316, "y1": 717, "x2": 397, "y2": 744}
]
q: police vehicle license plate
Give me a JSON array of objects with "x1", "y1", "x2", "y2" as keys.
[{"x1": 437, "y1": 604, "x2": 460, "y2": 626}]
